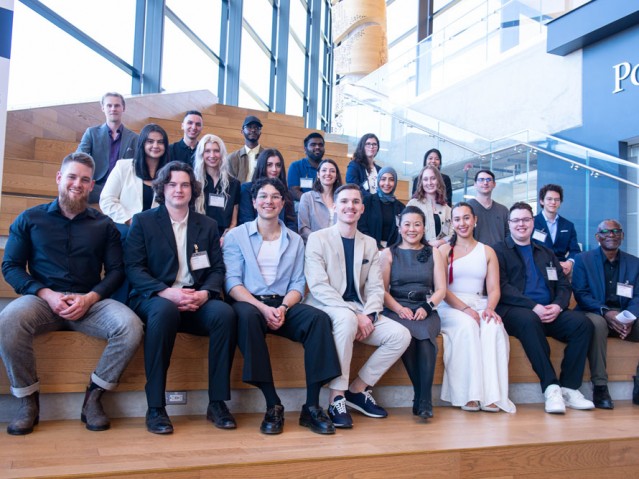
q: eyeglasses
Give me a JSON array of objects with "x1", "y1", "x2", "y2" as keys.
[
  {"x1": 256, "y1": 194, "x2": 282, "y2": 202},
  {"x1": 244, "y1": 125, "x2": 262, "y2": 132},
  {"x1": 598, "y1": 228, "x2": 623, "y2": 236},
  {"x1": 476, "y1": 178, "x2": 493, "y2": 184},
  {"x1": 365, "y1": 143, "x2": 379, "y2": 148},
  {"x1": 543, "y1": 197, "x2": 561, "y2": 203},
  {"x1": 508, "y1": 217, "x2": 533, "y2": 225}
]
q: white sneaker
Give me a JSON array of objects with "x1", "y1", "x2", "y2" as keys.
[
  {"x1": 561, "y1": 387, "x2": 595, "y2": 410},
  {"x1": 544, "y1": 385, "x2": 566, "y2": 414}
]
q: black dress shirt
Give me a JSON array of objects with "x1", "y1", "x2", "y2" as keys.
[
  {"x1": 603, "y1": 252, "x2": 621, "y2": 309},
  {"x1": 2, "y1": 200, "x2": 124, "y2": 299},
  {"x1": 168, "y1": 139, "x2": 197, "y2": 166}
]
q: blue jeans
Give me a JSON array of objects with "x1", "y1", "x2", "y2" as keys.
[{"x1": 0, "y1": 295, "x2": 143, "y2": 397}]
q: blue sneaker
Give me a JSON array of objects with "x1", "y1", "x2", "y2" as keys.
[
  {"x1": 327, "y1": 396, "x2": 353, "y2": 428},
  {"x1": 344, "y1": 388, "x2": 388, "y2": 418}
]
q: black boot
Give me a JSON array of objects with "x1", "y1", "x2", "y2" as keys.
[
  {"x1": 7, "y1": 392, "x2": 39, "y2": 435},
  {"x1": 81, "y1": 383, "x2": 110, "y2": 431},
  {"x1": 633, "y1": 376, "x2": 639, "y2": 405}
]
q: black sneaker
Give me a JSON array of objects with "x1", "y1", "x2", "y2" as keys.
[
  {"x1": 327, "y1": 396, "x2": 353, "y2": 428},
  {"x1": 344, "y1": 388, "x2": 388, "y2": 418},
  {"x1": 299, "y1": 404, "x2": 335, "y2": 435}
]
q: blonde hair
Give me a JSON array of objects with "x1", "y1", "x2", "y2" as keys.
[{"x1": 193, "y1": 134, "x2": 231, "y2": 214}]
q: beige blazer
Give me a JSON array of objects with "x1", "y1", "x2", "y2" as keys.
[{"x1": 304, "y1": 224, "x2": 384, "y2": 315}]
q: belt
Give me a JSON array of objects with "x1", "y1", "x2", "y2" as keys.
[
  {"x1": 252, "y1": 294, "x2": 284, "y2": 307},
  {"x1": 390, "y1": 290, "x2": 430, "y2": 302}
]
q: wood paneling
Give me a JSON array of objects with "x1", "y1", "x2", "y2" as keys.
[{"x1": 1, "y1": 330, "x2": 637, "y2": 394}]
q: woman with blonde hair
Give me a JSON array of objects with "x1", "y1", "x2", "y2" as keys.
[
  {"x1": 407, "y1": 165, "x2": 451, "y2": 247},
  {"x1": 193, "y1": 134, "x2": 241, "y2": 241}
]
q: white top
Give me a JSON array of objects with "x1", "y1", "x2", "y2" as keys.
[
  {"x1": 367, "y1": 168, "x2": 378, "y2": 194},
  {"x1": 170, "y1": 212, "x2": 194, "y2": 288},
  {"x1": 257, "y1": 233, "x2": 282, "y2": 286}
]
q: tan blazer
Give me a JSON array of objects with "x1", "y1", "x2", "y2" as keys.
[
  {"x1": 304, "y1": 224, "x2": 384, "y2": 315},
  {"x1": 228, "y1": 145, "x2": 265, "y2": 183}
]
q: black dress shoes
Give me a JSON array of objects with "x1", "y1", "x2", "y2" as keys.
[
  {"x1": 146, "y1": 407, "x2": 174, "y2": 434},
  {"x1": 299, "y1": 404, "x2": 335, "y2": 435},
  {"x1": 260, "y1": 404, "x2": 284, "y2": 434},
  {"x1": 593, "y1": 384, "x2": 614, "y2": 409},
  {"x1": 207, "y1": 401, "x2": 237, "y2": 429},
  {"x1": 416, "y1": 399, "x2": 433, "y2": 419},
  {"x1": 633, "y1": 376, "x2": 639, "y2": 405}
]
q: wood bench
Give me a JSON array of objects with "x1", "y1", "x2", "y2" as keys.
[{"x1": 1, "y1": 331, "x2": 637, "y2": 394}]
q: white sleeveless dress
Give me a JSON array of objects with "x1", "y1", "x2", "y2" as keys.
[{"x1": 438, "y1": 242, "x2": 516, "y2": 413}]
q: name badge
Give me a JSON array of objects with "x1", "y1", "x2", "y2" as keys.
[
  {"x1": 532, "y1": 229, "x2": 547, "y2": 242},
  {"x1": 300, "y1": 177, "x2": 313, "y2": 189},
  {"x1": 208, "y1": 193, "x2": 225, "y2": 209},
  {"x1": 617, "y1": 282, "x2": 634, "y2": 299},
  {"x1": 362, "y1": 181, "x2": 370, "y2": 191},
  {"x1": 546, "y1": 266, "x2": 558, "y2": 281},
  {"x1": 190, "y1": 245, "x2": 211, "y2": 271}
]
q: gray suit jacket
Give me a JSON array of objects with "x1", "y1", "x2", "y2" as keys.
[
  {"x1": 304, "y1": 224, "x2": 384, "y2": 315},
  {"x1": 77, "y1": 123, "x2": 138, "y2": 183}
]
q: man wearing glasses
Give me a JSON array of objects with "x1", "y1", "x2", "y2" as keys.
[
  {"x1": 493, "y1": 202, "x2": 594, "y2": 414},
  {"x1": 228, "y1": 115, "x2": 265, "y2": 183},
  {"x1": 572, "y1": 220, "x2": 639, "y2": 409},
  {"x1": 468, "y1": 169, "x2": 509, "y2": 246},
  {"x1": 223, "y1": 177, "x2": 340, "y2": 435},
  {"x1": 533, "y1": 184, "x2": 581, "y2": 277}
]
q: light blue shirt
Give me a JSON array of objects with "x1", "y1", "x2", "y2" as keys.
[
  {"x1": 542, "y1": 211, "x2": 559, "y2": 243},
  {"x1": 222, "y1": 219, "x2": 306, "y2": 296}
]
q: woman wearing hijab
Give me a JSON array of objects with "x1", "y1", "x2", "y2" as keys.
[{"x1": 358, "y1": 166, "x2": 405, "y2": 249}]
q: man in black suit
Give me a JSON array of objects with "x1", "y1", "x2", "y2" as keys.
[
  {"x1": 493, "y1": 202, "x2": 594, "y2": 414},
  {"x1": 77, "y1": 92, "x2": 138, "y2": 203},
  {"x1": 125, "y1": 161, "x2": 237, "y2": 435}
]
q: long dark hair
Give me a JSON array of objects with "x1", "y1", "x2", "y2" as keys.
[
  {"x1": 134, "y1": 123, "x2": 170, "y2": 181},
  {"x1": 390, "y1": 206, "x2": 432, "y2": 262},
  {"x1": 312, "y1": 159, "x2": 343, "y2": 194},
  {"x1": 423, "y1": 148, "x2": 442, "y2": 167},
  {"x1": 252, "y1": 148, "x2": 288, "y2": 186},
  {"x1": 352, "y1": 133, "x2": 379, "y2": 173}
]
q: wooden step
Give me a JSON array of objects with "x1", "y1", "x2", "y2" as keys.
[{"x1": 0, "y1": 404, "x2": 638, "y2": 478}]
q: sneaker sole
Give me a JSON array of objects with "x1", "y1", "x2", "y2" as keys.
[
  {"x1": 345, "y1": 400, "x2": 387, "y2": 418},
  {"x1": 545, "y1": 407, "x2": 565, "y2": 414},
  {"x1": 564, "y1": 404, "x2": 595, "y2": 410}
]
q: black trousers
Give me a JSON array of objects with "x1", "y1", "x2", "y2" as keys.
[
  {"x1": 233, "y1": 301, "x2": 340, "y2": 388},
  {"x1": 498, "y1": 306, "x2": 593, "y2": 391},
  {"x1": 135, "y1": 296, "x2": 237, "y2": 407},
  {"x1": 401, "y1": 337, "x2": 437, "y2": 405}
]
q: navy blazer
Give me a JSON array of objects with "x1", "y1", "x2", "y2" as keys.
[
  {"x1": 572, "y1": 247, "x2": 639, "y2": 318},
  {"x1": 345, "y1": 161, "x2": 381, "y2": 198},
  {"x1": 77, "y1": 123, "x2": 139, "y2": 183},
  {"x1": 358, "y1": 195, "x2": 404, "y2": 248},
  {"x1": 124, "y1": 205, "x2": 225, "y2": 311},
  {"x1": 532, "y1": 213, "x2": 580, "y2": 261},
  {"x1": 493, "y1": 236, "x2": 571, "y2": 314}
]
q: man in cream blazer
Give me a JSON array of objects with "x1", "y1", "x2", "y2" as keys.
[{"x1": 305, "y1": 184, "x2": 410, "y2": 428}]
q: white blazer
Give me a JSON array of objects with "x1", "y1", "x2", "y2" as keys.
[
  {"x1": 99, "y1": 159, "x2": 158, "y2": 224},
  {"x1": 304, "y1": 224, "x2": 384, "y2": 315}
]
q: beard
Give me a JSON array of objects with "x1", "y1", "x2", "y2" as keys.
[{"x1": 59, "y1": 188, "x2": 89, "y2": 216}]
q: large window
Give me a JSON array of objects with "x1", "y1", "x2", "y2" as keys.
[{"x1": 7, "y1": 0, "x2": 332, "y2": 130}]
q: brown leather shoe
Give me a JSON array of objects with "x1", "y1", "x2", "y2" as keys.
[
  {"x1": 81, "y1": 385, "x2": 110, "y2": 431},
  {"x1": 7, "y1": 392, "x2": 39, "y2": 435}
]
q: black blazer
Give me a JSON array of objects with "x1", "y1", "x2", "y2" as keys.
[
  {"x1": 492, "y1": 236, "x2": 571, "y2": 315},
  {"x1": 124, "y1": 205, "x2": 225, "y2": 311},
  {"x1": 358, "y1": 195, "x2": 404, "y2": 248}
]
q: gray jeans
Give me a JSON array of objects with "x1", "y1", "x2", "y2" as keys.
[{"x1": 0, "y1": 295, "x2": 143, "y2": 397}]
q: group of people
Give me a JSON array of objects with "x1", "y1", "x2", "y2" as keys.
[{"x1": 1, "y1": 92, "x2": 638, "y2": 440}]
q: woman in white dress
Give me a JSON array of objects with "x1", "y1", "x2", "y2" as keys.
[
  {"x1": 407, "y1": 165, "x2": 451, "y2": 248},
  {"x1": 437, "y1": 202, "x2": 516, "y2": 413}
]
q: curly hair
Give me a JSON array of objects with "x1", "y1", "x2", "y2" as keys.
[{"x1": 412, "y1": 165, "x2": 447, "y2": 205}]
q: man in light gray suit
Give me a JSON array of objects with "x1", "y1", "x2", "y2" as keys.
[
  {"x1": 77, "y1": 92, "x2": 138, "y2": 203},
  {"x1": 304, "y1": 184, "x2": 410, "y2": 428}
]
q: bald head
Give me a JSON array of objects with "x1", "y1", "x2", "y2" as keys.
[{"x1": 595, "y1": 219, "x2": 624, "y2": 253}]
